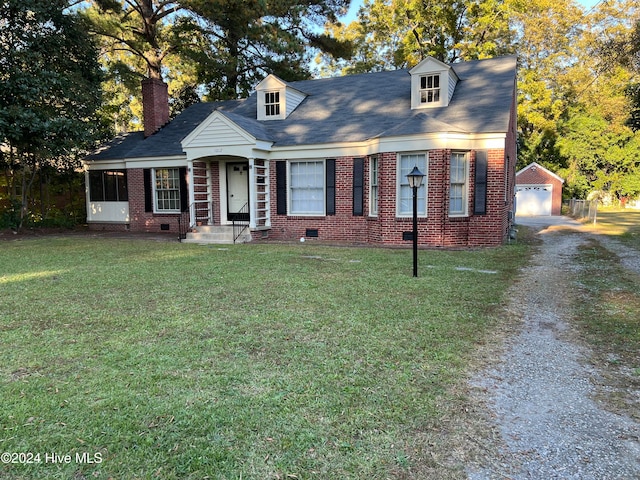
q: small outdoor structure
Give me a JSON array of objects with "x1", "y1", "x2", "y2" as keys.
[
  {"x1": 515, "y1": 162, "x2": 564, "y2": 216},
  {"x1": 84, "y1": 56, "x2": 518, "y2": 247}
]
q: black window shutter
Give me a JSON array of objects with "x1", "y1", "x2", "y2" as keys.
[
  {"x1": 179, "y1": 167, "x2": 188, "y2": 212},
  {"x1": 353, "y1": 158, "x2": 364, "y2": 216},
  {"x1": 326, "y1": 159, "x2": 336, "y2": 216},
  {"x1": 144, "y1": 169, "x2": 153, "y2": 212},
  {"x1": 276, "y1": 161, "x2": 287, "y2": 215},
  {"x1": 474, "y1": 150, "x2": 488, "y2": 215}
]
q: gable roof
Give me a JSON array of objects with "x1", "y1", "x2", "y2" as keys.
[
  {"x1": 86, "y1": 55, "x2": 517, "y2": 162},
  {"x1": 516, "y1": 162, "x2": 565, "y2": 184}
]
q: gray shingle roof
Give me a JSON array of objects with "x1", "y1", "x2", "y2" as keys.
[{"x1": 86, "y1": 55, "x2": 516, "y2": 161}]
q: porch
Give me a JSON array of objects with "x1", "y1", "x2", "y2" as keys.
[{"x1": 180, "y1": 157, "x2": 271, "y2": 244}]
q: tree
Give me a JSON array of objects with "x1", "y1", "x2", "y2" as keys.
[
  {"x1": 553, "y1": 0, "x2": 640, "y2": 200},
  {"x1": 316, "y1": 0, "x2": 515, "y2": 76},
  {"x1": 558, "y1": 110, "x2": 640, "y2": 200},
  {"x1": 0, "y1": 0, "x2": 105, "y2": 229},
  {"x1": 82, "y1": 0, "x2": 185, "y2": 81},
  {"x1": 185, "y1": 0, "x2": 352, "y2": 99},
  {"x1": 511, "y1": 0, "x2": 586, "y2": 172},
  {"x1": 80, "y1": 0, "x2": 352, "y2": 116}
]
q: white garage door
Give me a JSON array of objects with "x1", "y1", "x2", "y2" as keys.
[{"x1": 516, "y1": 185, "x2": 552, "y2": 216}]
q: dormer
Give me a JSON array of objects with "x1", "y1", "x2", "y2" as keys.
[
  {"x1": 255, "y1": 74, "x2": 307, "y2": 121},
  {"x1": 409, "y1": 57, "x2": 458, "y2": 110}
]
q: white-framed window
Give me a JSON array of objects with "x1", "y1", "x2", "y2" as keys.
[
  {"x1": 369, "y1": 156, "x2": 379, "y2": 216},
  {"x1": 449, "y1": 152, "x2": 469, "y2": 216},
  {"x1": 154, "y1": 168, "x2": 181, "y2": 212},
  {"x1": 89, "y1": 170, "x2": 128, "y2": 202},
  {"x1": 265, "y1": 91, "x2": 281, "y2": 117},
  {"x1": 419, "y1": 74, "x2": 440, "y2": 104},
  {"x1": 397, "y1": 153, "x2": 427, "y2": 217},
  {"x1": 289, "y1": 160, "x2": 325, "y2": 215}
]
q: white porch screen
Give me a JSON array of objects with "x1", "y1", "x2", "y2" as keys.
[
  {"x1": 398, "y1": 154, "x2": 427, "y2": 216},
  {"x1": 290, "y1": 161, "x2": 325, "y2": 215}
]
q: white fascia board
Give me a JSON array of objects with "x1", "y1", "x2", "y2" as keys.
[
  {"x1": 268, "y1": 132, "x2": 508, "y2": 159},
  {"x1": 124, "y1": 155, "x2": 187, "y2": 169},
  {"x1": 184, "y1": 143, "x2": 273, "y2": 161},
  {"x1": 255, "y1": 74, "x2": 288, "y2": 91},
  {"x1": 83, "y1": 159, "x2": 127, "y2": 169},
  {"x1": 268, "y1": 142, "x2": 372, "y2": 160},
  {"x1": 409, "y1": 56, "x2": 451, "y2": 75},
  {"x1": 377, "y1": 132, "x2": 507, "y2": 152}
]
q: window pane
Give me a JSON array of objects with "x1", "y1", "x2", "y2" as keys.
[
  {"x1": 290, "y1": 161, "x2": 324, "y2": 215},
  {"x1": 449, "y1": 153, "x2": 467, "y2": 215},
  {"x1": 155, "y1": 168, "x2": 180, "y2": 212},
  {"x1": 419, "y1": 74, "x2": 440, "y2": 104},
  {"x1": 89, "y1": 171, "x2": 104, "y2": 202},
  {"x1": 370, "y1": 157, "x2": 378, "y2": 215},
  {"x1": 117, "y1": 171, "x2": 128, "y2": 201},
  {"x1": 399, "y1": 154, "x2": 426, "y2": 216},
  {"x1": 265, "y1": 91, "x2": 280, "y2": 116},
  {"x1": 104, "y1": 172, "x2": 118, "y2": 201}
]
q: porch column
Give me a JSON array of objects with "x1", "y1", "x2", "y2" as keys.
[
  {"x1": 248, "y1": 157, "x2": 257, "y2": 229},
  {"x1": 187, "y1": 159, "x2": 195, "y2": 227}
]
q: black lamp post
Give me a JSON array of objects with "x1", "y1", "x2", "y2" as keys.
[{"x1": 407, "y1": 165, "x2": 425, "y2": 277}]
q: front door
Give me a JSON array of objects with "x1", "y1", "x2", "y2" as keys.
[{"x1": 226, "y1": 162, "x2": 249, "y2": 221}]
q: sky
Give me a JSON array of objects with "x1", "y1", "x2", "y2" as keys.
[{"x1": 339, "y1": 0, "x2": 605, "y2": 24}]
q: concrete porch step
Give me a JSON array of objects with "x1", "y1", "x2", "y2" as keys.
[{"x1": 182, "y1": 225, "x2": 251, "y2": 244}]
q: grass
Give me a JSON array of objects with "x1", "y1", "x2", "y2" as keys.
[
  {"x1": 571, "y1": 208, "x2": 640, "y2": 419},
  {"x1": 0, "y1": 237, "x2": 531, "y2": 479},
  {"x1": 583, "y1": 208, "x2": 640, "y2": 250}
]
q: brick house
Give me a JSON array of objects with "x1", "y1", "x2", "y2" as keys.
[
  {"x1": 84, "y1": 56, "x2": 518, "y2": 246},
  {"x1": 515, "y1": 162, "x2": 564, "y2": 216}
]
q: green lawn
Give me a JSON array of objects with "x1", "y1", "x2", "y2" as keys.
[
  {"x1": 587, "y1": 208, "x2": 640, "y2": 250},
  {"x1": 572, "y1": 208, "x2": 640, "y2": 416},
  {"x1": 0, "y1": 238, "x2": 529, "y2": 479}
]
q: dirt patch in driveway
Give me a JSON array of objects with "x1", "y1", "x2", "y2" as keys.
[{"x1": 466, "y1": 217, "x2": 640, "y2": 479}]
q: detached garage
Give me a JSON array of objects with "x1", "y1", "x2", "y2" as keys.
[{"x1": 515, "y1": 162, "x2": 564, "y2": 216}]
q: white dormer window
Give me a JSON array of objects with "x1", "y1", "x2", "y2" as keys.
[
  {"x1": 410, "y1": 57, "x2": 458, "y2": 110},
  {"x1": 256, "y1": 74, "x2": 307, "y2": 121},
  {"x1": 265, "y1": 91, "x2": 281, "y2": 117},
  {"x1": 420, "y1": 74, "x2": 440, "y2": 104}
]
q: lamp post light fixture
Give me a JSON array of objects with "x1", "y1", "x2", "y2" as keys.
[{"x1": 407, "y1": 165, "x2": 425, "y2": 277}]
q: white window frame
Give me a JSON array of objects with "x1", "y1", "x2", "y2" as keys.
[
  {"x1": 449, "y1": 152, "x2": 469, "y2": 217},
  {"x1": 264, "y1": 91, "x2": 281, "y2": 117},
  {"x1": 369, "y1": 156, "x2": 379, "y2": 216},
  {"x1": 288, "y1": 160, "x2": 325, "y2": 216},
  {"x1": 397, "y1": 153, "x2": 428, "y2": 217},
  {"x1": 419, "y1": 74, "x2": 441, "y2": 105},
  {"x1": 153, "y1": 167, "x2": 181, "y2": 213}
]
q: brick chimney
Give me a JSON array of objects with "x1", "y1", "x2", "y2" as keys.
[{"x1": 141, "y1": 78, "x2": 170, "y2": 137}]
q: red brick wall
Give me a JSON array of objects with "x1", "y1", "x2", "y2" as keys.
[
  {"x1": 141, "y1": 79, "x2": 170, "y2": 138},
  {"x1": 104, "y1": 146, "x2": 514, "y2": 246},
  {"x1": 266, "y1": 149, "x2": 509, "y2": 247},
  {"x1": 267, "y1": 157, "x2": 371, "y2": 243}
]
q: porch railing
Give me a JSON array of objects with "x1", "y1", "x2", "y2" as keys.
[
  {"x1": 178, "y1": 209, "x2": 189, "y2": 241},
  {"x1": 179, "y1": 200, "x2": 214, "y2": 242},
  {"x1": 233, "y1": 202, "x2": 250, "y2": 244},
  {"x1": 193, "y1": 199, "x2": 213, "y2": 226}
]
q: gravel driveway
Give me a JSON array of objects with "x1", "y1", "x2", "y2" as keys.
[{"x1": 467, "y1": 215, "x2": 640, "y2": 479}]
